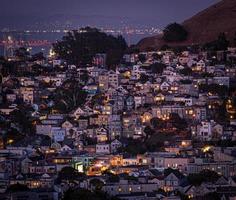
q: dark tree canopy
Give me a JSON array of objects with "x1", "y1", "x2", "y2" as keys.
[
  {"x1": 216, "y1": 33, "x2": 229, "y2": 50},
  {"x1": 169, "y1": 113, "x2": 188, "y2": 130},
  {"x1": 233, "y1": 32, "x2": 236, "y2": 47},
  {"x1": 179, "y1": 67, "x2": 192, "y2": 76},
  {"x1": 144, "y1": 126, "x2": 155, "y2": 136},
  {"x1": 14, "y1": 47, "x2": 30, "y2": 61},
  {"x1": 51, "y1": 79, "x2": 88, "y2": 113},
  {"x1": 204, "y1": 33, "x2": 229, "y2": 51},
  {"x1": 150, "y1": 62, "x2": 167, "y2": 74},
  {"x1": 57, "y1": 166, "x2": 85, "y2": 182},
  {"x1": 150, "y1": 117, "x2": 165, "y2": 129},
  {"x1": 139, "y1": 73, "x2": 149, "y2": 84},
  {"x1": 63, "y1": 188, "x2": 119, "y2": 200},
  {"x1": 160, "y1": 44, "x2": 171, "y2": 51},
  {"x1": 199, "y1": 83, "x2": 228, "y2": 97},
  {"x1": 187, "y1": 170, "x2": 220, "y2": 186},
  {"x1": 7, "y1": 183, "x2": 29, "y2": 193},
  {"x1": 90, "y1": 178, "x2": 104, "y2": 190},
  {"x1": 53, "y1": 27, "x2": 127, "y2": 67},
  {"x1": 31, "y1": 52, "x2": 45, "y2": 61},
  {"x1": 119, "y1": 139, "x2": 147, "y2": 155},
  {"x1": 9, "y1": 105, "x2": 35, "y2": 135},
  {"x1": 138, "y1": 54, "x2": 146, "y2": 63},
  {"x1": 163, "y1": 23, "x2": 188, "y2": 42}
]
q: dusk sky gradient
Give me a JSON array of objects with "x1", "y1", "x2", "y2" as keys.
[{"x1": 0, "y1": 0, "x2": 220, "y2": 29}]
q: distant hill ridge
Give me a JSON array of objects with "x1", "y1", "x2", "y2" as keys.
[{"x1": 138, "y1": 0, "x2": 236, "y2": 50}]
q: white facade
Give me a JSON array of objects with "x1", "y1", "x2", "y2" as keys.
[{"x1": 96, "y1": 143, "x2": 111, "y2": 154}]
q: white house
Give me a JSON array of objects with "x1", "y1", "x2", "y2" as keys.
[
  {"x1": 51, "y1": 127, "x2": 66, "y2": 142},
  {"x1": 96, "y1": 143, "x2": 111, "y2": 154},
  {"x1": 110, "y1": 139, "x2": 122, "y2": 153},
  {"x1": 132, "y1": 65, "x2": 146, "y2": 79},
  {"x1": 194, "y1": 121, "x2": 216, "y2": 141},
  {"x1": 160, "y1": 81, "x2": 170, "y2": 92},
  {"x1": 72, "y1": 107, "x2": 86, "y2": 119}
]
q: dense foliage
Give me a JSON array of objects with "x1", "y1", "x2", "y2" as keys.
[
  {"x1": 53, "y1": 27, "x2": 127, "y2": 67},
  {"x1": 51, "y1": 78, "x2": 87, "y2": 113},
  {"x1": 187, "y1": 170, "x2": 220, "y2": 186},
  {"x1": 179, "y1": 67, "x2": 192, "y2": 76},
  {"x1": 57, "y1": 167, "x2": 85, "y2": 182},
  {"x1": 150, "y1": 62, "x2": 167, "y2": 74},
  {"x1": 63, "y1": 188, "x2": 119, "y2": 200},
  {"x1": 204, "y1": 33, "x2": 229, "y2": 51},
  {"x1": 199, "y1": 83, "x2": 228, "y2": 97},
  {"x1": 6, "y1": 183, "x2": 29, "y2": 193},
  {"x1": 163, "y1": 23, "x2": 188, "y2": 42}
]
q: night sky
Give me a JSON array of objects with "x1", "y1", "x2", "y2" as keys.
[{"x1": 0, "y1": 0, "x2": 220, "y2": 29}]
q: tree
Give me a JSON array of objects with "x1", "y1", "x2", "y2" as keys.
[
  {"x1": 138, "y1": 54, "x2": 146, "y2": 63},
  {"x1": 150, "y1": 62, "x2": 166, "y2": 74},
  {"x1": 160, "y1": 44, "x2": 170, "y2": 51},
  {"x1": 199, "y1": 170, "x2": 220, "y2": 183},
  {"x1": 150, "y1": 117, "x2": 165, "y2": 129},
  {"x1": 53, "y1": 27, "x2": 127, "y2": 67},
  {"x1": 106, "y1": 174, "x2": 120, "y2": 183},
  {"x1": 14, "y1": 47, "x2": 30, "y2": 61},
  {"x1": 169, "y1": 113, "x2": 187, "y2": 130},
  {"x1": 180, "y1": 79, "x2": 192, "y2": 84},
  {"x1": 152, "y1": 53, "x2": 162, "y2": 61},
  {"x1": 80, "y1": 70, "x2": 89, "y2": 83},
  {"x1": 233, "y1": 32, "x2": 236, "y2": 47},
  {"x1": 120, "y1": 139, "x2": 147, "y2": 155},
  {"x1": 215, "y1": 100, "x2": 228, "y2": 122},
  {"x1": 216, "y1": 33, "x2": 229, "y2": 50},
  {"x1": 203, "y1": 192, "x2": 221, "y2": 200},
  {"x1": 52, "y1": 79, "x2": 88, "y2": 113},
  {"x1": 9, "y1": 105, "x2": 35, "y2": 135},
  {"x1": 144, "y1": 126, "x2": 155, "y2": 137},
  {"x1": 204, "y1": 33, "x2": 229, "y2": 51},
  {"x1": 179, "y1": 67, "x2": 192, "y2": 76},
  {"x1": 107, "y1": 35, "x2": 127, "y2": 68},
  {"x1": 57, "y1": 167, "x2": 85, "y2": 182},
  {"x1": 31, "y1": 52, "x2": 45, "y2": 61},
  {"x1": 157, "y1": 188, "x2": 167, "y2": 196},
  {"x1": 90, "y1": 178, "x2": 104, "y2": 190},
  {"x1": 63, "y1": 188, "x2": 119, "y2": 200},
  {"x1": 163, "y1": 23, "x2": 188, "y2": 42},
  {"x1": 202, "y1": 72, "x2": 214, "y2": 78},
  {"x1": 7, "y1": 183, "x2": 29, "y2": 193},
  {"x1": 91, "y1": 94, "x2": 106, "y2": 106},
  {"x1": 125, "y1": 45, "x2": 140, "y2": 54},
  {"x1": 187, "y1": 173, "x2": 204, "y2": 186},
  {"x1": 145, "y1": 131, "x2": 172, "y2": 152},
  {"x1": 187, "y1": 170, "x2": 220, "y2": 186},
  {"x1": 139, "y1": 73, "x2": 149, "y2": 83},
  {"x1": 102, "y1": 169, "x2": 120, "y2": 183},
  {"x1": 199, "y1": 84, "x2": 228, "y2": 97}
]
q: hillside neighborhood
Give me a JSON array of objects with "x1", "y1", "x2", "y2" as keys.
[{"x1": 1, "y1": 39, "x2": 236, "y2": 200}]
